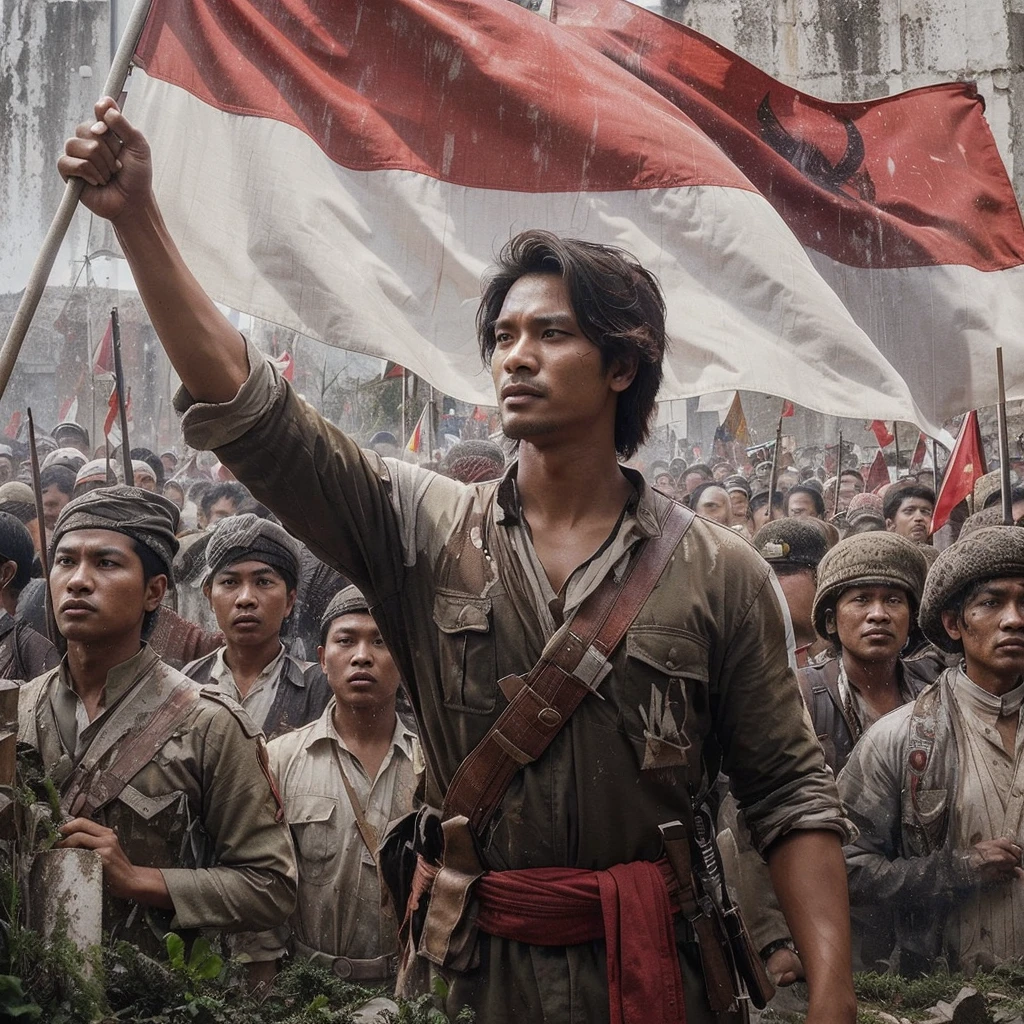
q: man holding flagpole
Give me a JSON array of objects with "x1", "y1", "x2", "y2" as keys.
[{"x1": 59, "y1": 97, "x2": 855, "y2": 1024}]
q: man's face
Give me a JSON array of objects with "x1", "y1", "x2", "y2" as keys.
[
  {"x1": 712, "y1": 464, "x2": 731, "y2": 482},
  {"x1": 751, "y1": 501, "x2": 780, "y2": 530},
  {"x1": 50, "y1": 528, "x2": 165, "y2": 644},
  {"x1": 0, "y1": 458, "x2": 13, "y2": 486},
  {"x1": 491, "y1": 273, "x2": 633, "y2": 448},
  {"x1": 135, "y1": 470, "x2": 158, "y2": 493},
  {"x1": 205, "y1": 560, "x2": 295, "y2": 648},
  {"x1": 654, "y1": 472, "x2": 673, "y2": 491},
  {"x1": 729, "y1": 490, "x2": 749, "y2": 521},
  {"x1": 684, "y1": 472, "x2": 709, "y2": 495},
  {"x1": 694, "y1": 485, "x2": 732, "y2": 526},
  {"x1": 827, "y1": 585, "x2": 910, "y2": 663},
  {"x1": 786, "y1": 491, "x2": 820, "y2": 519},
  {"x1": 207, "y1": 497, "x2": 239, "y2": 526},
  {"x1": 942, "y1": 578, "x2": 1024, "y2": 692},
  {"x1": 319, "y1": 611, "x2": 401, "y2": 710},
  {"x1": 41, "y1": 484, "x2": 71, "y2": 529},
  {"x1": 887, "y1": 496, "x2": 933, "y2": 543},
  {"x1": 838, "y1": 473, "x2": 863, "y2": 509},
  {"x1": 161, "y1": 454, "x2": 178, "y2": 476}
]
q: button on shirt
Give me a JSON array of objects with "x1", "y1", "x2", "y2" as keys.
[
  {"x1": 255, "y1": 701, "x2": 420, "y2": 961},
  {"x1": 207, "y1": 643, "x2": 287, "y2": 731}
]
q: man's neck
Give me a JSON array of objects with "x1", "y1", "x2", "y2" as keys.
[
  {"x1": 842, "y1": 651, "x2": 901, "y2": 701},
  {"x1": 332, "y1": 700, "x2": 398, "y2": 779},
  {"x1": 67, "y1": 636, "x2": 144, "y2": 705},
  {"x1": 963, "y1": 660, "x2": 1024, "y2": 700},
  {"x1": 225, "y1": 638, "x2": 282, "y2": 695},
  {"x1": 516, "y1": 437, "x2": 633, "y2": 528}
]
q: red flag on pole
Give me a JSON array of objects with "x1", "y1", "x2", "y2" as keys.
[
  {"x1": 92, "y1": 319, "x2": 114, "y2": 375},
  {"x1": 780, "y1": 400, "x2": 795, "y2": 418},
  {"x1": 3, "y1": 412, "x2": 22, "y2": 440},
  {"x1": 103, "y1": 385, "x2": 119, "y2": 437},
  {"x1": 864, "y1": 450, "x2": 889, "y2": 492},
  {"x1": 909, "y1": 433, "x2": 928, "y2": 472},
  {"x1": 931, "y1": 410, "x2": 987, "y2": 534},
  {"x1": 869, "y1": 420, "x2": 895, "y2": 447}
]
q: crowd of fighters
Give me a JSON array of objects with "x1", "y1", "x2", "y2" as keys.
[{"x1": 10, "y1": 96, "x2": 1024, "y2": 1024}]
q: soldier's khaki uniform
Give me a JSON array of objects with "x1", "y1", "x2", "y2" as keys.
[
  {"x1": 177, "y1": 343, "x2": 850, "y2": 1024},
  {"x1": 19, "y1": 643, "x2": 297, "y2": 957}
]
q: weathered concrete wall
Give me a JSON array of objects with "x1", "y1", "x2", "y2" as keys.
[
  {"x1": 661, "y1": 0, "x2": 1023, "y2": 200},
  {"x1": 1, "y1": 0, "x2": 112, "y2": 291}
]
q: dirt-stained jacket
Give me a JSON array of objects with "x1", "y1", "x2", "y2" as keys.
[
  {"x1": 18, "y1": 644, "x2": 297, "y2": 958},
  {"x1": 837, "y1": 667, "x2": 973, "y2": 971},
  {"x1": 176, "y1": 341, "x2": 850, "y2": 1024}
]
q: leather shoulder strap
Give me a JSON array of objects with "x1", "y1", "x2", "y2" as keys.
[
  {"x1": 62, "y1": 682, "x2": 200, "y2": 819},
  {"x1": 443, "y1": 497, "x2": 695, "y2": 834}
]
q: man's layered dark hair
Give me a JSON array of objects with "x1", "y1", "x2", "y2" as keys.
[{"x1": 477, "y1": 231, "x2": 666, "y2": 460}]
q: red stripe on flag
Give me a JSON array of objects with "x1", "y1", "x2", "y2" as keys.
[
  {"x1": 133, "y1": 0, "x2": 753, "y2": 195},
  {"x1": 103, "y1": 386, "x2": 119, "y2": 437},
  {"x1": 133, "y1": 0, "x2": 1024, "y2": 273},
  {"x1": 555, "y1": 0, "x2": 1024, "y2": 271}
]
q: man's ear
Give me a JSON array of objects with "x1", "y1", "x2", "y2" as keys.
[
  {"x1": 143, "y1": 573, "x2": 168, "y2": 613},
  {"x1": 0, "y1": 559, "x2": 18, "y2": 591},
  {"x1": 318, "y1": 645, "x2": 327, "y2": 674},
  {"x1": 202, "y1": 581, "x2": 213, "y2": 607},
  {"x1": 284, "y1": 587, "x2": 297, "y2": 620},
  {"x1": 940, "y1": 608, "x2": 963, "y2": 643},
  {"x1": 885, "y1": 519, "x2": 896, "y2": 532},
  {"x1": 608, "y1": 353, "x2": 639, "y2": 393},
  {"x1": 824, "y1": 608, "x2": 836, "y2": 636}
]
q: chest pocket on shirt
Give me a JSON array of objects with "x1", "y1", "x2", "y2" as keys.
[
  {"x1": 433, "y1": 592, "x2": 497, "y2": 714},
  {"x1": 290, "y1": 794, "x2": 338, "y2": 885},
  {"x1": 112, "y1": 785, "x2": 195, "y2": 868},
  {"x1": 620, "y1": 628, "x2": 710, "y2": 774}
]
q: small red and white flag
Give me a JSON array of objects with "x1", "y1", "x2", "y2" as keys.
[
  {"x1": 269, "y1": 351, "x2": 295, "y2": 382},
  {"x1": 127, "y1": 0, "x2": 1024, "y2": 432},
  {"x1": 931, "y1": 411, "x2": 986, "y2": 533},
  {"x1": 780, "y1": 400, "x2": 795, "y2": 418},
  {"x1": 406, "y1": 403, "x2": 430, "y2": 454},
  {"x1": 869, "y1": 420, "x2": 895, "y2": 448},
  {"x1": 103, "y1": 385, "x2": 132, "y2": 445},
  {"x1": 3, "y1": 411, "x2": 22, "y2": 441},
  {"x1": 57, "y1": 397, "x2": 80, "y2": 423},
  {"x1": 92, "y1": 319, "x2": 114, "y2": 376}
]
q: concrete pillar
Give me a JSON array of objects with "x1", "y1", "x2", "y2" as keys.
[{"x1": 28, "y1": 848, "x2": 103, "y2": 958}]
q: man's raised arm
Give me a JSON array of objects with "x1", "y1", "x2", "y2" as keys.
[{"x1": 59, "y1": 97, "x2": 248, "y2": 404}]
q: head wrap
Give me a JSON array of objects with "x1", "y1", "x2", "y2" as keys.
[
  {"x1": 974, "y1": 470, "x2": 1003, "y2": 511},
  {"x1": 53, "y1": 421, "x2": 89, "y2": 448},
  {"x1": 42, "y1": 447, "x2": 87, "y2": 473},
  {"x1": 0, "y1": 482, "x2": 36, "y2": 525},
  {"x1": 131, "y1": 460, "x2": 158, "y2": 485},
  {"x1": 753, "y1": 518, "x2": 830, "y2": 571},
  {"x1": 723, "y1": 475, "x2": 751, "y2": 498},
  {"x1": 320, "y1": 584, "x2": 370, "y2": 635},
  {"x1": 919, "y1": 526, "x2": 1024, "y2": 651},
  {"x1": 204, "y1": 512, "x2": 300, "y2": 589},
  {"x1": 75, "y1": 459, "x2": 115, "y2": 488},
  {"x1": 812, "y1": 531, "x2": 929, "y2": 639},
  {"x1": 52, "y1": 484, "x2": 180, "y2": 576}
]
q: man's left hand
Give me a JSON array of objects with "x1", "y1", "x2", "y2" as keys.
[{"x1": 58, "y1": 818, "x2": 140, "y2": 900}]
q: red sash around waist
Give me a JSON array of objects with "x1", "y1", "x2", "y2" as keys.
[{"x1": 475, "y1": 858, "x2": 686, "y2": 1024}]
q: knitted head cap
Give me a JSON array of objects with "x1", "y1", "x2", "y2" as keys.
[
  {"x1": 320, "y1": 584, "x2": 370, "y2": 634},
  {"x1": 919, "y1": 525, "x2": 1024, "y2": 651},
  {"x1": 753, "y1": 518, "x2": 831, "y2": 570},
  {"x1": 812, "y1": 531, "x2": 929, "y2": 639}
]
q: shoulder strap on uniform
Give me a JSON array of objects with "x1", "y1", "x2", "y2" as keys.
[
  {"x1": 443, "y1": 495, "x2": 695, "y2": 835},
  {"x1": 62, "y1": 682, "x2": 200, "y2": 819}
]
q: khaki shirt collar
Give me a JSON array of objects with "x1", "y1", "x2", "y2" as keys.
[
  {"x1": 58, "y1": 642, "x2": 159, "y2": 710},
  {"x1": 494, "y1": 459, "x2": 660, "y2": 538},
  {"x1": 305, "y1": 698, "x2": 416, "y2": 762}
]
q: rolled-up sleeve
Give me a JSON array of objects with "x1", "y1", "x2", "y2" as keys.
[
  {"x1": 715, "y1": 551, "x2": 855, "y2": 856},
  {"x1": 161, "y1": 707, "x2": 297, "y2": 932},
  {"x1": 176, "y1": 337, "x2": 462, "y2": 604}
]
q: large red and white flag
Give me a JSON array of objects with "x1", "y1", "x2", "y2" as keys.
[{"x1": 127, "y1": 0, "x2": 1024, "y2": 431}]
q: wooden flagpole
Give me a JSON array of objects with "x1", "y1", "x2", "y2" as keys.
[
  {"x1": 997, "y1": 347, "x2": 1012, "y2": 524},
  {"x1": 0, "y1": 0, "x2": 154, "y2": 403},
  {"x1": 109, "y1": 308, "x2": 134, "y2": 485},
  {"x1": 26, "y1": 409, "x2": 56, "y2": 645},
  {"x1": 832, "y1": 431, "x2": 843, "y2": 516}
]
